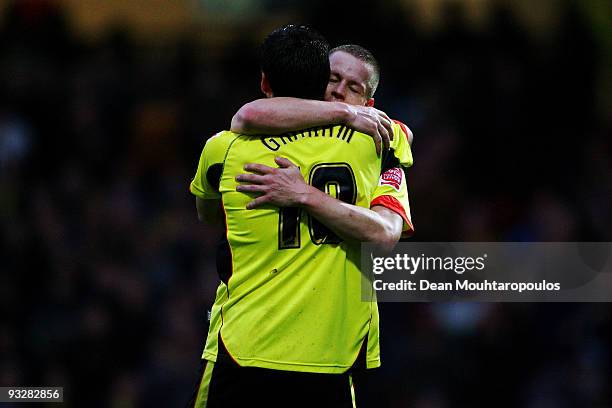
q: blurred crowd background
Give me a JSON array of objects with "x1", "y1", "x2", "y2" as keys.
[{"x1": 1, "y1": 0, "x2": 611, "y2": 406}]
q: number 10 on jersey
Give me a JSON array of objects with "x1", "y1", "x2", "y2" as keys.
[{"x1": 278, "y1": 163, "x2": 357, "y2": 249}]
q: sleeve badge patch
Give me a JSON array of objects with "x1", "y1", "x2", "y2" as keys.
[{"x1": 379, "y1": 167, "x2": 403, "y2": 191}]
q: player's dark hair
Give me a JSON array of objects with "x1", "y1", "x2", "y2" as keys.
[
  {"x1": 260, "y1": 24, "x2": 330, "y2": 100},
  {"x1": 331, "y1": 44, "x2": 380, "y2": 98}
]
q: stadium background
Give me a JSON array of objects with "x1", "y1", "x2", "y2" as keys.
[{"x1": 1, "y1": 0, "x2": 610, "y2": 406}]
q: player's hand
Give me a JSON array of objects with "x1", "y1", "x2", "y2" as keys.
[
  {"x1": 235, "y1": 157, "x2": 313, "y2": 209},
  {"x1": 345, "y1": 105, "x2": 394, "y2": 155}
]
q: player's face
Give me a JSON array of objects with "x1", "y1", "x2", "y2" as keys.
[{"x1": 325, "y1": 51, "x2": 375, "y2": 107}]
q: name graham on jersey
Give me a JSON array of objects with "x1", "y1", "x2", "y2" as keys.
[{"x1": 261, "y1": 126, "x2": 355, "y2": 151}]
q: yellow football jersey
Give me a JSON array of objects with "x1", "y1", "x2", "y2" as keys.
[{"x1": 190, "y1": 123, "x2": 412, "y2": 373}]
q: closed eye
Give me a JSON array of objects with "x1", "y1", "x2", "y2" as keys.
[{"x1": 349, "y1": 85, "x2": 364, "y2": 94}]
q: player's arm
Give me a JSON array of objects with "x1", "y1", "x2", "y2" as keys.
[
  {"x1": 371, "y1": 167, "x2": 414, "y2": 238},
  {"x1": 302, "y1": 190, "x2": 403, "y2": 252},
  {"x1": 372, "y1": 120, "x2": 414, "y2": 237},
  {"x1": 190, "y1": 131, "x2": 234, "y2": 224},
  {"x1": 231, "y1": 97, "x2": 394, "y2": 154},
  {"x1": 235, "y1": 157, "x2": 403, "y2": 252}
]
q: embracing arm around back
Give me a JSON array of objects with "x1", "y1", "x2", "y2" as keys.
[
  {"x1": 231, "y1": 97, "x2": 394, "y2": 154},
  {"x1": 236, "y1": 157, "x2": 403, "y2": 253}
]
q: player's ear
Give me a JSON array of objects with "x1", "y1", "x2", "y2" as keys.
[
  {"x1": 366, "y1": 98, "x2": 375, "y2": 107},
  {"x1": 260, "y1": 72, "x2": 273, "y2": 98}
]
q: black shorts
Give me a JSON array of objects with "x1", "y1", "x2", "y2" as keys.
[{"x1": 188, "y1": 359, "x2": 357, "y2": 408}]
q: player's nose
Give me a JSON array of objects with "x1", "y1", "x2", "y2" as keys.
[
  {"x1": 331, "y1": 90, "x2": 344, "y2": 101},
  {"x1": 330, "y1": 84, "x2": 346, "y2": 100}
]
